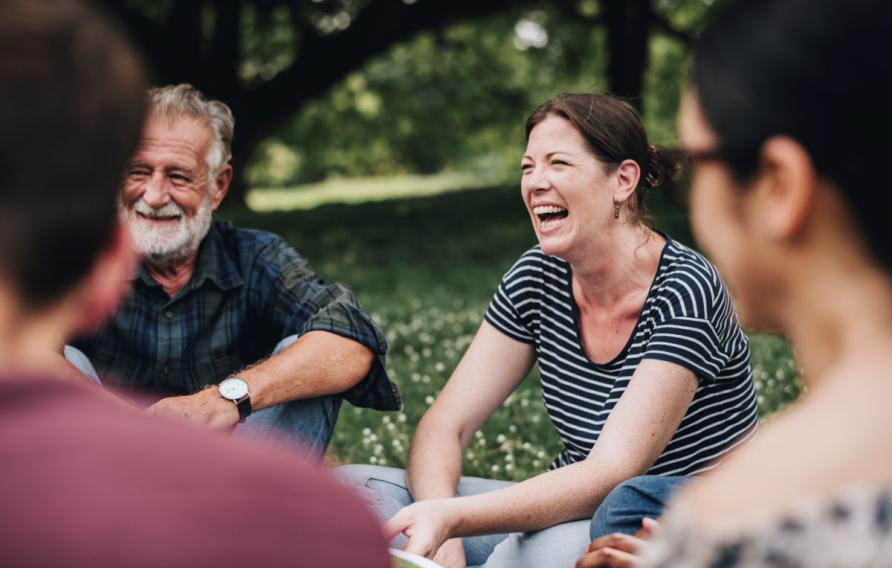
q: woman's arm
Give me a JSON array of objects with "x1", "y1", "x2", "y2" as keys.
[
  {"x1": 387, "y1": 358, "x2": 698, "y2": 558},
  {"x1": 407, "y1": 320, "x2": 535, "y2": 502}
]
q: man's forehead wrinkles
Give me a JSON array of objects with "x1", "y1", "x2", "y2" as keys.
[{"x1": 135, "y1": 139, "x2": 206, "y2": 167}]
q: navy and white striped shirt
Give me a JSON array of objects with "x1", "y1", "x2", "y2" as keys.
[{"x1": 485, "y1": 236, "x2": 758, "y2": 474}]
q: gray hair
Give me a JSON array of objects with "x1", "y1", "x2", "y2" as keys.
[{"x1": 146, "y1": 84, "x2": 234, "y2": 181}]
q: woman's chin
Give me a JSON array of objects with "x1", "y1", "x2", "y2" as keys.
[{"x1": 536, "y1": 234, "x2": 573, "y2": 259}]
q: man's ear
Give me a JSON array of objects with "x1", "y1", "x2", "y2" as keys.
[
  {"x1": 613, "y1": 159, "x2": 641, "y2": 205},
  {"x1": 209, "y1": 164, "x2": 232, "y2": 211},
  {"x1": 72, "y1": 222, "x2": 137, "y2": 336},
  {"x1": 753, "y1": 136, "x2": 817, "y2": 242}
]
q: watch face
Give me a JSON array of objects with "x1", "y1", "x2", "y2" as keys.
[{"x1": 218, "y1": 377, "x2": 249, "y2": 400}]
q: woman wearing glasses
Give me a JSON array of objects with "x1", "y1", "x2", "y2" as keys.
[{"x1": 578, "y1": 0, "x2": 892, "y2": 566}]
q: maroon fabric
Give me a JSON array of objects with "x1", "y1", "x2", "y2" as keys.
[{"x1": 0, "y1": 376, "x2": 390, "y2": 568}]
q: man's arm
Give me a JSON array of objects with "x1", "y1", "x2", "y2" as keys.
[
  {"x1": 240, "y1": 330, "x2": 372, "y2": 410},
  {"x1": 148, "y1": 330, "x2": 373, "y2": 428}
]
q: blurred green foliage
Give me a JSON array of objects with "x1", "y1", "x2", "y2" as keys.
[
  {"x1": 246, "y1": 2, "x2": 704, "y2": 186},
  {"x1": 223, "y1": 184, "x2": 802, "y2": 480}
]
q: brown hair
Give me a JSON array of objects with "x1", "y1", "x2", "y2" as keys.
[
  {"x1": 525, "y1": 93, "x2": 679, "y2": 222},
  {"x1": 0, "y1": 0, "x2": 146, "y2": 308}
]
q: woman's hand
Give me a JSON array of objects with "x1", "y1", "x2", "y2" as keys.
[
  {"x1": 384, "y1": 498, "x2": 462, "y2": 559},
  {"x1": 432, "y1": 538, "x2": 467, "y2": 568},
  {"x1": 574, "y1": 517, "x2": 659, "y2": 568}
]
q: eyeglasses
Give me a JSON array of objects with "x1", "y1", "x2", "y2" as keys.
[
  {"x1": 659, "y1": 145, "x2": 733, "y2": 208},
  {"x1": 662, "y1": 145, "x2": 728, "y2": 167}
]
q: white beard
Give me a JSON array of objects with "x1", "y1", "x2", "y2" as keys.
[{"x1": 120, "y1": 195, "x2": 213, "y2": 267}]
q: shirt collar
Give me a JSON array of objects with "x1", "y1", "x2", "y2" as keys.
[{"x1": 133, "y1": 220, "x2": 244, "y2": 293}]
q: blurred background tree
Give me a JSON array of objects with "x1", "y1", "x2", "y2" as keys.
[{"x1": 103, "y1": 0, "x2": 709, "y2": 204}]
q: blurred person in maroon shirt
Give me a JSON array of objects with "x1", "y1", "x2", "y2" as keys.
[{"x1": 0, "y1": 1, "x2": 389, "y2": 566}]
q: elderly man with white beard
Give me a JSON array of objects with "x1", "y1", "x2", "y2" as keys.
[{"x1": 68, "y1": 84, "x2": 400, "y2": 452}]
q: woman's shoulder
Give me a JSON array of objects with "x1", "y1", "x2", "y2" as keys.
[
  {"x1": 660, "y1": 237, "x2": 723, "y2": 288},
  {"x1": 643, "y1": 483, "x2": 892, "y2": 568},
  {"x1": 652, "y1": 236, "x2": 730, "y2": 314},
  {"x1": 668, "y1": 379, "x2": 892, "y2": 530}
]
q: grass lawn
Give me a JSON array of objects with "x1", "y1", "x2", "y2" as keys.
[{"x1": 223, "y1": 184, "x2": 801, "y2": 480}]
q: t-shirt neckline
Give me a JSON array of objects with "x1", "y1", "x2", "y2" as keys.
[{"x1": 564, "y1": 231, "x2": 672, "y2": 368}]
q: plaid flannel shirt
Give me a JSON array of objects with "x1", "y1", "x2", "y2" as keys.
[{"x1": 73, "y1": 221, "x2": 400, "y2": 410}]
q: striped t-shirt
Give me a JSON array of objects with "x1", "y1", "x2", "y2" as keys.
[{"x1": 484, "y1": 236, "x2": 758, "y2": 475}]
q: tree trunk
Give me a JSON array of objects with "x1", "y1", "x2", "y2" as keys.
[{"x1": 601, "y1": 0, "x2": 652, "y2": 110}]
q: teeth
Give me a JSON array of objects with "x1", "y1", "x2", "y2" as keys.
[{"x1": 533, "y1": 205, "x2": 567, "y2": 215}]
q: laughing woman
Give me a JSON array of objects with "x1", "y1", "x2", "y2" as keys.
[{"x1": 341, "y1": 94, "x2": 757, "y2": 568}]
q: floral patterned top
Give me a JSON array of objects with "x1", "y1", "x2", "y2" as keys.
[{"x1": 641, "y1": 485, "x2": 892, "y2": 568}]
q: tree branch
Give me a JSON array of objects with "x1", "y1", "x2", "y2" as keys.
[
  {"x1": 237, "y1": 0, "x2": 537, "y2": 146},
  {"x1": 649, "y1": 11, "x2": 694, "y2": 46}
]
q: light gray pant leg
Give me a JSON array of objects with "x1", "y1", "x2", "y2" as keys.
[
  {"x1": 481, "y1": 519, "x2": 591, "y2": 568},
  {"x1": 336, "y1": 464, "x2": 514, "y2": 567},
  {"x1": 236, "y1": 335, "x2": 342, "y2": 457},
  {"x1": 63, "y1": 345, "x2": 102, "y2": 385}
]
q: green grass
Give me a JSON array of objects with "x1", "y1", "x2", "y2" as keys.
[{"x1": 222, "y1": 184, "x2": 801, "y2": 480}]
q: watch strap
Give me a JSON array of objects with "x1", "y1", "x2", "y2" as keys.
[{"x1": 235, "y1": 394, "x2": 252, "y2": 422}]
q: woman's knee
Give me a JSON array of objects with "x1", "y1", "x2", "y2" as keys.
[
  {"x1": 335, "y1": 464, "x2": 406, "y2": 487},
  {"x1": 335, "y1": 464, "x2": 413, "y2": 521},
  {"x1": 590, "y1": 475, "x2": 688, "y2": 539}
]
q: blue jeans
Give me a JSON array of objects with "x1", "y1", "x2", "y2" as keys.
[
  {"x1": 337, "y1": 464, "x2": 590, "y2": 568},
  {"x1": 589, "y1": 475, "x2": 691, "y2": 539},
  {"x1": 63, "y1": 335, "x2": 340, "y2": 457}
]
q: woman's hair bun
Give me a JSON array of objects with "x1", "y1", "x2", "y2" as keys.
[{"x1": 644, "y1": 144, "x2": 682, "y2": 190}]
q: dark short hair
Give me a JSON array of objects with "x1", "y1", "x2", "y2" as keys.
[
  {"x1": 694, "y1": 0, "x2": 892, "y2": 269},
  {"x1": 0, "y1": 0, "x2": 146, "y2": 308},
  {"x1": 525, "y1": 93, "x2": 679, "y2": 223}
]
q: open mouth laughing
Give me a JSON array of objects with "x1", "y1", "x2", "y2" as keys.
[{"x1": 533, "y1": 204, "x2": 569, "y2": 231}]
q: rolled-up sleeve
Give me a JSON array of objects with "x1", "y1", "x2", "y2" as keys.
[{"x1": 249, "y1": 237, "x2": 400, "y2": 411}]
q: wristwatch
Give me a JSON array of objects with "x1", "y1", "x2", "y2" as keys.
[{"x1": 218, "y1": 376, "x2": 252, "y2": 423}]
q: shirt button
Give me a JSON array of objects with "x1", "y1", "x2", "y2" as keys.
[{"x1": 165, "y1": 310, "x2": 174, "y2": 319}]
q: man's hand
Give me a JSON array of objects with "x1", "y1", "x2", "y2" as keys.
[
  {"x1": 384, "y1": 499, "x2": 461, "y2": 560},
  {"x1": 574, "y1": 517, "x2": 660, "y2": 568},
  {"x1": 432, "y1": 538, "x2": 466, "y2": 568},
  {"x1": 148, "y1": 387, "x2": 239, "y2": 430}
]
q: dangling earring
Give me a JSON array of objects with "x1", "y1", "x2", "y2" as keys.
[{"x1": 613, "y1": 201, "x2": 621, "y2": 219}]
